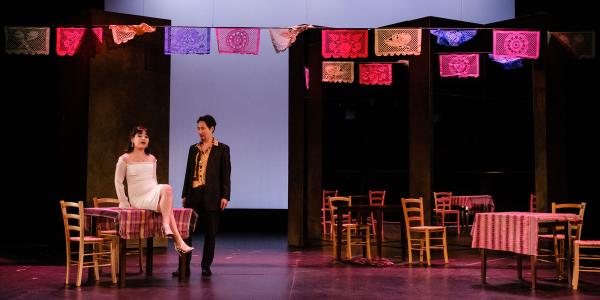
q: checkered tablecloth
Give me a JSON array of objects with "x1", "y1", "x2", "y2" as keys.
[
  {"x1": 451, "y1": 195, "x2": 495, "y2": 212},
  {"x1": 84, "y1": 207, "x2": 197, "y2": 239},
  {"x1": 471, "y1": 212, "x2": 580, "y2": 256}
]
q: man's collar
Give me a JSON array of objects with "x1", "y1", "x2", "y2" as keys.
[{"x1": 197, "y1": 138, "x2": 219, "y2": 148}]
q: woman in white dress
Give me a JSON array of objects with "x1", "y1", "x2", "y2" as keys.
[{"x1": 115, "y1": 126, "x2": 193, "y2": 255}]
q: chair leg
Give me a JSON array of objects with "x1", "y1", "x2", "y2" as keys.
[
  {"x1": 441, "y1": 212, "x2": 445, "y2": 228},
  {"x1": 346, "y1": 229, "x2": 352, "y2": 259},
  {"x1": 110, "y1": 241, "x2": 117, "y2": 284},
  {"x1": 572, "y1": 243, "x2": 580, "y2": 290},
  {"x1": 365, "y1": 226, "x2": 371, "y2": 259},
  {"x1": 425, "y1": 231, "x2": 431, "y2": 266},
  {"x1": 443, "y1": 228, "x2": 449, "y2": 264},
  {"x1": 322, "y1": 211, "x2": 326, "y2": 237},
  {"x1": 93, "y1": 244, "x2": 100, "y2": 281},
  {"x1": 419, "y1": 240, "x2": 425, "y2": 263},
  {"x1": 407, "y1": 237, "x2": 413, "y2": 264},
  {"x1": 370, "y1": 212, "x2": 376, "y2": 239},
  {"x1": 331, "y1": 232, "x2": 337, "y2": 259},
  {"x1": 76, "y1": 244, "x2": 84, "y2": 287},
  {"x1": 65, "y1": 245, "x2": 70, "y2": 286}
]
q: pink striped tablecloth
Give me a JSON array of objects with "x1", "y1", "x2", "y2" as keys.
[
  {"x1": 471, "y1": 212, "x2": 580, "y2": 256},
  {"x1": 451, "y1": 195, "x2": 495, "y2": 212},
  {"x1": 84, "y1": 207, "x2": 197, "y2": 239}
]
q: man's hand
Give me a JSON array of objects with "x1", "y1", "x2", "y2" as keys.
[
  {"x1": 220, "y1": 198, "x2": 229, "y2": 211},
  {"x1": 182, "y1": 197, "x2": 186, "y2": 207}
]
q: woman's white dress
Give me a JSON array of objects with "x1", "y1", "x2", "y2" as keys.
[{"x1": 114, "y1": 155, "x2": 164, "y2": 211}]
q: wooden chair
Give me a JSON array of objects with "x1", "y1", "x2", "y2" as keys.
[
  {"x1": 538, "y1": 202, "x2": 586, "y2": 276},
  {"x1": 60, "y1": 200, "x2": 116, "y2": 287},
  {"x1": 572, "y1": 240, "x2": 600, "y2": 290},
  {"x1": 93, "y1": 197, "x2": 144, "y2": 273},
  {"x1": 321, "y1": 190, "x2": 339, "y2": 239},
  {"x1": 402, "y1": 197, "x2": 448, "y2": 266},
  {"x1": 368, "y1": 190, "x2": 386, "y2": 240},
  {"x1": 529, "y1": 193, "x2": 537, "y2": 212},
  {"x1": 433, "y1": 191, "x2": 461, "y2": 234},
  {"x1": 328, "y1": 196, "x2": 371, "y2": 259}
]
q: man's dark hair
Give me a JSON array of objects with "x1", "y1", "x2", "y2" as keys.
[{"x1": 197, "y1": 115, "x2": 217, "y2": 130}]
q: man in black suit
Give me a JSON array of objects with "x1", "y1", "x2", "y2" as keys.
[{"x1": 174, "y1": 115, "x2": 231, "y2": 277}]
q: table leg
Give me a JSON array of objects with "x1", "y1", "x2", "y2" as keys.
[
  {"x1": 517, "y1": 255, "x2": 523, "y2": 280},
  {"x1": 119, "y1": 238, "x2": 126, "y2": 288},
  {"x1": 146, "y1": 237, "x2": 153, "y2": 276},
  {"x1": 564, "y1": 221, "x2": 572, "y2": 288},
  {"x1": 481, "y1": 249, "x2": 487, "y2": 284},
  {"x1": 531, "y1": 255, "x2": 537, "y2": 289}
]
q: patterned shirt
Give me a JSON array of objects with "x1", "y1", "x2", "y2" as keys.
[{"x1": 192, "y1": 138, "x2": 219, "y2": 188}]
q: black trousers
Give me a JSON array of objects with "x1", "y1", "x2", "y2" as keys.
[{"x1": 181, "y1": 187, "x2": 221, "y2": 269}]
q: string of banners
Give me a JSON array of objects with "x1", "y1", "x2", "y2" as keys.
[{"x1": 4, "y1": 24, "x2": 595, "y2": 83}]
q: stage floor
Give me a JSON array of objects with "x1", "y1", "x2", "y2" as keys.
[{"x1": 1, "y1": 229, "x2": 599, "y2": 299}]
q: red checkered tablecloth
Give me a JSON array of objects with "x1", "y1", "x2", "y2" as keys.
[
  {"x1": 471, "y1": 212, "x2": 580, "y2": 256},
  {"x1": 84, "y1": 207, "x2": 197, "y2": 239},
  {"x1": 451, "y1": 195, "x2": 495, "y2": 212}
]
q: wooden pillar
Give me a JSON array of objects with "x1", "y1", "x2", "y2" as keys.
[
  {"x1": 288, "y1": 29, "x2": 324, "y2": 245},
  {"x1": 288, "y1": 33, "x2": 306, "y2": 246},
  {"x1": 408, "y1": 22, "x2": 433, "y2": 224},
  {"x1": 533, "y1": 32, "x2": 567, "y2": 211},
  {"x1": 305, "y1": 30, "x2": 324, "y2": 242}
]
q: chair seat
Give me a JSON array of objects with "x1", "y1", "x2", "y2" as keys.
[
  {"x1": 410, "y1": 225, "x2": 445, "y2": 231},
  {"x1": 69, "y1": 236, "x2": 106, "y2": 242},
  {"x1": 575, "y1": 240, "x2": 600, "y2": 246},
  {"x1": 539, "y1": 234, "x2": 565, "y2": 239}
]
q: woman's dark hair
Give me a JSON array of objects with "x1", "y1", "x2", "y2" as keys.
[
  {"x1": 197, "y1": 115, "x2": 217, "y2": 131},
  {"x1": 126, "y1": 125, "x2": 151, "y2": 154}
]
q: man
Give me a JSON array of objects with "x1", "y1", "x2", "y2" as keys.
[{"x1": 174, "y1": 115, "x2": 231, "y2": 277}]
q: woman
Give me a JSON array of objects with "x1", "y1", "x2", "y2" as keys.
[{"x1": 115, "y1": 126, "x2": 193, "y2": 255}]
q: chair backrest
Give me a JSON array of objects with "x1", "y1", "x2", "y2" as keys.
[
  {"x1": 551, "y1": 202, "x2": 587, "y2": 239},
  {"x1": 402, "y1": 197, "x2": 425, "y2": 231},
  {"x1": 433, "y1": 191, "x2": 452, "y2": 211},
  {"x1": 60, "y1": 200, "x2": 85, "y2": 243},
  {"x1": 322, "y1": 190, "x2": 338, "y2": 210},
  {"x1": 369, "y1": 190, "x2": 386, "y2": 206},
  {"x1": 93, "y1": 197, "x2": 119, "y2": 208},
  {"x1": 328, "y1": 196, "x2": 352, "y2": 226},
  {"x1": 530, "y1": 193, "x2": 537, "y2": 212}
]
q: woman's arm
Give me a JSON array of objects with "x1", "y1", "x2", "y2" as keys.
[{"x1": 114, "y1": 156, "x2": 131, "y2": 208}]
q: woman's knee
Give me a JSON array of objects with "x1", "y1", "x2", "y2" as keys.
[{"x1": 162, "y1": 185, "x2": 173, "y2": 195}]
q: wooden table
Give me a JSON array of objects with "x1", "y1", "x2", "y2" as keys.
[
  {"x1": 451, "y1": 195, "x2": 495, "y2": 227},
  {"x1": 84, "y1": 207, "x2": 197, "y2": 287},
  {"x1": 471, "y1": 212, "x2": 580, "y2": 289}
]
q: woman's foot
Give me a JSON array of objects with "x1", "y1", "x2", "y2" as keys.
[
  {"x1": 163, "y1": 223, "x2": 174, "y2": 238},
  {"x1": 175, "y1": 243, "x2": 194, "y2": 256}
]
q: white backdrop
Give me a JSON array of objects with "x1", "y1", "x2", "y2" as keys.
[{"x1": 105, "y1": 0, "x2": 515, "y2": 209}]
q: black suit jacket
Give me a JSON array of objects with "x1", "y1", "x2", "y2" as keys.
[{"x1": 182, "y1": 142, "x2": 231, "y2": 211}]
